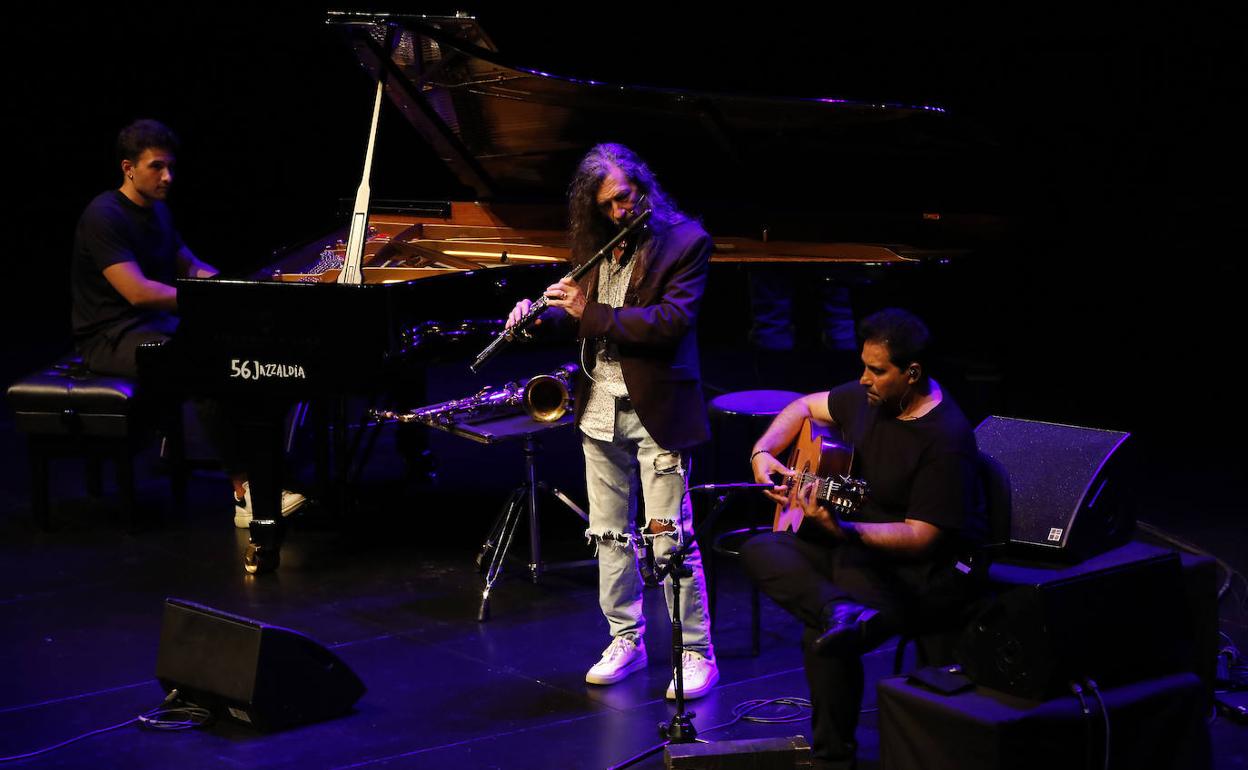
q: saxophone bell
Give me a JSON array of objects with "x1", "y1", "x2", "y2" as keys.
[{"x1": 522, "y1": 364, "x2": 577, "y2": 422}]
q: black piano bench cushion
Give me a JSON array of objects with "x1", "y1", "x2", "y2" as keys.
[{"x1": 6, "y1": 354, "x2": 139, "y2": 438}]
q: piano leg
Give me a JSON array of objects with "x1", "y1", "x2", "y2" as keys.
[
  {"x1": 244, "y1": 523, "x2": 282, "y2": 574},
  {"x1": 335, "y1": 398, "x2": 351, "y2": 516},
  {"x1": 239, "y1": 403, "x2": 289, "y2": 575}
]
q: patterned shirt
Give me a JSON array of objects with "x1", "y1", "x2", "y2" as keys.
[{"x1": 578, "y1": 252, "x2": 637, "y2": 441}]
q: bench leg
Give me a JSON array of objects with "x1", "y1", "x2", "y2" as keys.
[
  {"x1": 115, "y1": 449, "x2": 137, "y2": 532},
  {"x1": 162, "y1": 410, "x2": 188, "y2": 511},
  {"x1": 86, "y1": 457, "x2": 104, "y2": 499},
  {"x1": 707, "y1": 548, "x2": 719, "y2": 629},
  {"x1": 751, "y1": 583, "x2": 761, "y2": 656},
  {"x1": 29, "y1": 440, "x2": 51, "y2": 530}
]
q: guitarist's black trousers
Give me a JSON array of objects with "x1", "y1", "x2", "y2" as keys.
[{"x1": 741, "y1": 529, "x2": 976, "y2": 768}]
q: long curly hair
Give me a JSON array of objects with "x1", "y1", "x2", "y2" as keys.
[{"x1": 567, "y1": 143, "x2": 686, "y2": 264}]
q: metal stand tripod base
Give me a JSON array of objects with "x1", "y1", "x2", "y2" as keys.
[
  {"x1": 476, "y1": 436, "x2": 590, "y2": 621},
  {"x1": 605, "y1": 708, "x2": 707, "y2": 770},
  {"x1": 662, "y1": 713, "x2": 700, "y2": 743},
  {"x1": 606, "y1": 673, "x2": 708, "y2": 763}
]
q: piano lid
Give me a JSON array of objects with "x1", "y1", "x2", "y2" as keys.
[{"x1": 325, "y1": 10, "x2": 997, "y2": 241}]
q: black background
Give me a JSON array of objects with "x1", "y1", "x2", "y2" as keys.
[{"x1": 4, "y1": 5, "x2": 1244, "y2": 476}]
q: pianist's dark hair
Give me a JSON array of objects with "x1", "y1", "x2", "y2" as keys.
[
  {"x1": 567, "y1": 143, "x2": 685, "y2": 264},
  {"x1": 116, "y1": 119, "x2": 180, "y2": 164},
  {"x1": 858, "y1": 308, "x2": 932, "y2": 383}
]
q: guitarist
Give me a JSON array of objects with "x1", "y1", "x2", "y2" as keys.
[{"x1": 741, "y1": 308, "x2": 985, "y2": 770}]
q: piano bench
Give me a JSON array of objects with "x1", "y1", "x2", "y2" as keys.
[{"x1": 5, "y1": 353, "x2": 185, "y2": 531}]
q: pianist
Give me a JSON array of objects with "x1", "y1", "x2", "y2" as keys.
[
  {"x1": 70, "y1": 119, "x2": 304, "y2": 526},
  {"x1": 507, "y1": 143, "x2": 719, "y2": 699}
]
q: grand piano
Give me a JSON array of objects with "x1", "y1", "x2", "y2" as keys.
[{"x1": 145, "y1": 11, "x2": 1001, "y2": 572}]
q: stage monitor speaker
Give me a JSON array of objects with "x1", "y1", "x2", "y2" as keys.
[
  {"x1": 155, "y1": 598, "x2": 365, "y2": 731},
  {"x1": 975, "y1": 415, "x2": 1132, "y2": 560},
  {"x1": 955, "y1": 550, "x2": 1185, "y2": 700}
]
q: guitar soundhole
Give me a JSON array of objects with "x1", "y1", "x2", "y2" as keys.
[{"x1": 791, "y1": 461, "x2": 812, "y2": 501}]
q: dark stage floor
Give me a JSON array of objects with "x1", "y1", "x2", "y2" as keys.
[{"x1": 2, "y1": 356, "x2": 1246, "y2": 769}]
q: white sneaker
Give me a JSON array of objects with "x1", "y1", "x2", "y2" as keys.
[
  {"x1": 233, "y1": 482, "x2": 308, "y2": 529},
  {"x1": 666, "y1": 650, "x2": 719, "y2": 700},
  {"x1": 585, "y1": 636, "x2": 648, "y2": 685}
]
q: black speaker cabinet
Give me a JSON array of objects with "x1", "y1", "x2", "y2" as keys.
[
  {"x1": 155, "y1": 598, "x2": 365, "y2": 731},
  {"x1": 956, "y1": 550, "x2": 1185, "y2": 700},
  {"x1": 975, "y1": 416, "x2": 1133, "y2": 560},
  {"x1": 665, "y1": 736, "x2": 813, "y2": 769}
]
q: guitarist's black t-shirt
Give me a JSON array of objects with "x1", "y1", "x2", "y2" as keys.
[{"x1": 827, "y1": 382, "x2": 985, "y2": 547}]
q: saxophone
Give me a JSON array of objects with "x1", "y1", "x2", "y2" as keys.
[{"x1": 373, "y1": 364, "x2": 578, "y2": 426}]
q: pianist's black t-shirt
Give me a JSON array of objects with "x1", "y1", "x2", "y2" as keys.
[
  {"x1": 71, "y1": 190, "x2": 182, "y2": 343},
  {"x1": 826, "y1": 381, "x2": 984, "y2": 548}
]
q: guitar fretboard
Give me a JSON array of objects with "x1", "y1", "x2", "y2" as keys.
[{"x1": 791, "y1": 470, "x2": 846, "y2": 501}]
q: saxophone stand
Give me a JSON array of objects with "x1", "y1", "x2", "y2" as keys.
[
  {"x1": 606, "y1": 475, "x2": 773, "y2": 770},
  {"x1": 404, "y1": 408, "x2": 592, "y2": 621},
  {"x1": 475, "y1": 428, "x2": 594, "y2": 621}
]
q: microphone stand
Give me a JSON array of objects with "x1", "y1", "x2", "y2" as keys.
[{"x1": 606, "y1": 480, "x2": 775, "y2": 770}]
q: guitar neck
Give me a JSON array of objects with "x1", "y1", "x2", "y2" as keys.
[
  {"x1": 790, "y1": 470, "x2": 850, "y2": 504},
  {"x1": 773, "y1": 416, "x2": 861, "y2": 534}
]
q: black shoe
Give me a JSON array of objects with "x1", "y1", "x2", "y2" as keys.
[
  {"x1": 811, "y1": 601, "x2": 884, "y2": 657},
  {"x1": 812, "y1": 741, "x2": 858, "y2": 770}
]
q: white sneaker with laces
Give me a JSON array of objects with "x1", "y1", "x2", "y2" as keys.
[
  {"x1": 233, "y1": 482, "x2": 308, "y2": 529},
  {"x1": 585, "y1": 636, "x2": 648, "y2": 685},
  {"x1": 666, "y1": 650, "x2": 719, "y2": 700}
]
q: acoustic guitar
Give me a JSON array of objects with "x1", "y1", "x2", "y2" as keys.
[{"x1": 772, "y1": 418, "x2": 869, "y2": 533}]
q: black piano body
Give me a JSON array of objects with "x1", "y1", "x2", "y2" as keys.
[{"x1": 143, "y1": 11, "x2": 1004, "y2": 572}]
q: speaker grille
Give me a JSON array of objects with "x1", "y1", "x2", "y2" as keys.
[
  {"x1": 156, "y1": 599, "x2": 263, "y2": 703},
  {"x1": 975, "y1": 416, "x2": 1129, "y2": 552},
  {"x1": 155, "y1": 598, "x2": 365, "y2": 731}
]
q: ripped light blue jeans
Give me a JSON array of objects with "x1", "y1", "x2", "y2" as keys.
[{"x1": 581, "y1": 408, "x2": 714, "y2": 658}]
